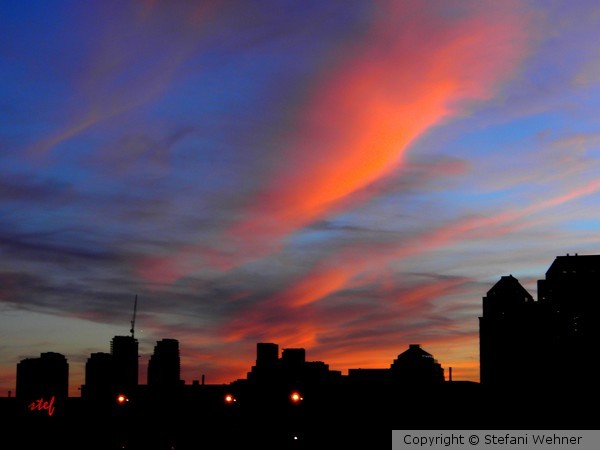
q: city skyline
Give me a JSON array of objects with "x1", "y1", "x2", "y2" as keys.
[
  {"x1": 4, "y1": 252, "x2": 597, "y2": 448},
  {"x1": 5, "y1": 252, "x2": 597, "y2": 398},
  {"x1": 12, "y1": 337, "x2": 448, "y2": 399},
  {"x1": 2, "y1": 1, "x2": 600, "y2": 397}
]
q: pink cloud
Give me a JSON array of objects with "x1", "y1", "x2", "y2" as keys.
[
  {"x1": 137, "y1": 1, "x2": 533, "y2": 283},
  {"x1": 226, "y1": 0, "x2": 531, "y2": 239},
  {"x1": 207, "y1": 174, "x2": 600, "y2": 380},
  {"x1": 216, "y1": 268, "x2": 472, "y2": 367}
]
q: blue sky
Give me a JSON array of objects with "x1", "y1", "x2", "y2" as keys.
[{"x1": 1, "y1": 0, "x2": 599, "y2": 396}]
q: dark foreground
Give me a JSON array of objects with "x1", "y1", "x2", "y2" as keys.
[{"x1": 1, "y1": 381, "x2": 597, "y2": 449}]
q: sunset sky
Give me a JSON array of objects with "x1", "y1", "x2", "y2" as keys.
[{"x1": 2, "y1": 0, "x2": 600, "y2": 397}]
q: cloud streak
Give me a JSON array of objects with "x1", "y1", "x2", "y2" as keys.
[
  {"x1": 137, "y1": 0, "x2": 532, "y2": 283},
  {"x1": 2, "y1": 0, "x2": 600, "y2": 396}
]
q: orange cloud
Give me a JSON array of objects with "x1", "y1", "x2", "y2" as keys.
[
  {"x1": 217, "y1": 266, "x2": 474, "y2": 374},
  {"x1": 134, "y1": 1, "x2": 533, "y2": 285},
  {"x1": 226, "y1": 1, "x2": 531, "y2": 244},
  {"x1": 279, "y1": 266, "x2": 355, "y2": 308},
  {"x1": 223, "y1": 309, "x2": 321, "y2": 351},
  {"x1": 201, "y1": 176, "x2": 600, "y2": 372},
  {"x1": 218, "y1": 174, "x2": 600, "y2": 347}
]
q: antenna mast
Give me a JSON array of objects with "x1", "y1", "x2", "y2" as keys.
[{"x1": 130, "y1": 294, "x2": 138, "y2": 339}]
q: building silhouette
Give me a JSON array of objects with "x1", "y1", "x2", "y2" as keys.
[
  {"x1": 480, "y1": 253, "x2": 600, "y2": 392},
  {"x1": 147, "y1": 338, "x2": 182, "y2": 388},
  {"x1": 479, "y1": 274, "x2": 549, "y2": 388},
  {"x1": 346, "y1": 343, "x2": 446, "y2": 385},
  {"x1": 3, "y1": 252, "x2": 599, "y2": 448},
  {"x1": 81, "y1": 335, "x2": 139, "y2": 402},
  {"x1": 110, "y1": 335, "x2": 139, "y2": 397},
  {"x1": 538, "y1": 253, "x2": 600, "y2": 388},
  {"x1": 246, "y1": 343, "x2": 340, "y2": 385},
  {"x1": 390, "y1": 343, "x2": 445, "y2": 384},
  {"x1": 15, "y1": 352, "x2": 68, "y2": 416},
  {"x1": 256, "y1": 342, "x2": 279, "y2": 366},
  {"x1": 81, "y1": 352, "x2": 115, "y2": 401}
]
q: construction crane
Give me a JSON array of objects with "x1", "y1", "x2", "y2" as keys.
[{"x1": 130, "y1": 294, "x2": 138, "y2": 339}]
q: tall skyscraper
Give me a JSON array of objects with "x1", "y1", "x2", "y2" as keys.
[
  {"x1": 111, "y1": 335, "x2": 139, "y2": 396},
  {"x1": 480, "y1": 253, "x2": 600, "y2": 391},
  {"x1": 537, "y1": 253, "x2": 600, "y2": 387},
  {"x1": 16, "y1": 352, "x2": 68, "y2": 416},
  {"x1": 147, "y1": 338, "x2": 181, "y2": 388},
  {"x1": 82, "y1": 352, "x2": 114, "y2": 401},
  {"x1": 478, "y1": 274, "x2": 548, "y2": 388}
]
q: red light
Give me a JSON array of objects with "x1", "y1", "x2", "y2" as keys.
[
  {"x1": 116, "y1": 394, "x2": 128, "y2": 404},
  {"x1": 224, "y1": 393, "x2": 236, "y2": 404},
  {"x1": 290, "y1": 391, "x2": 303, "y2": 403}
]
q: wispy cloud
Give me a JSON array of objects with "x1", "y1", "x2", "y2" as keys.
[
  {"x1": 135, "y1": 0, "x2": 533, "y2": 283},
  {"x1": 2, "y1": 0, "x2": 600, "y2": 395}
]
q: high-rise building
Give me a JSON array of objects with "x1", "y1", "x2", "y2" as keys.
[
  {"x1": 82, "y1": 352, "x2": 115, "y2": 401},
  {"x1": 538, "y1": 253, "x2": 600, "y2": 387},
  {"x1": 479, "y1": 253, "x2": 600, "y2": 391},
  {"x1": 16, "y1": 352, "x2": 68, "y2": 416},
  {"x1": 478, "y1": 274, "x2": 550, "y2": 388},
  {"x1": 111, "y1": 335, "x2": 138, "y2": 396},
  {"x1": 256, "y1": 342, "x2": 279, "y2": 367},
  {"x1": 147, "y1": 338, "x2": 181, "y2": 388}
]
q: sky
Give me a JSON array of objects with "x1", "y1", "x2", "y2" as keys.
[{"x1": 1, "y1": 0, "x2": 600, "y2": 397}]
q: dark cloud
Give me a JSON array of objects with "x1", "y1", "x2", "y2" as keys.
[
  {"x1": 2, "y1": 0, "x2": 600, "y2": 395},
  {"x1": 0, "y1": 174, "x2": 74, "y2": 204}
]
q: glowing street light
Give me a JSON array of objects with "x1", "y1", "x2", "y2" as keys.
[
  {"x1": 224, "y1": 393, "x2": 237, "y2": 404},
  {"x1": 116, "y1": 394, "x2": 129, "y2": 405},
  {"x1": 290, "y1": 391, "x2": 303, "y2": 403}
]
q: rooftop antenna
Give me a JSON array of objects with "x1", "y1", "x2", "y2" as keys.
[{"x1": 130, "y1": 294, "x2": 138, "y2": 339}]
